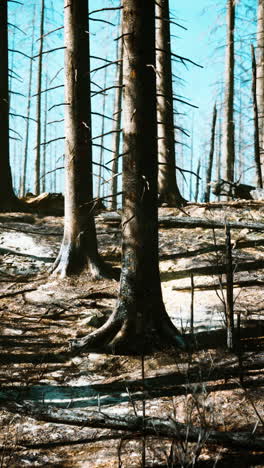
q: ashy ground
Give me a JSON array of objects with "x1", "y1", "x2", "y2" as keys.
[{"x1": 0, "y1": 200, "x2": 263, "y2": 467}]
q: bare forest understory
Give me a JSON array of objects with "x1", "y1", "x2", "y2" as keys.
[{"x1": 0, "y1": 198, "x2": 263, "y2": 467}]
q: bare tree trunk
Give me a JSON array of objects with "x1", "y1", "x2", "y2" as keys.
[
  {"x1": 194, "y1": 158, "x2": 201, "y2": 202},
  {"x1": 223, "y1": 0, "x2": 235, "y2": 183},
  {"x1": 97, "y1": 66, "x2": 107, "y2": 201},
  {"x1": 71, "y1": 0, "x2": 185, "y2": 354},
  {"x1": 257, "y1": 0, "x2": 264, "y2": 182},
  {"x1": 156, "y1": 0, "x2": 186, "y2": 206},
  {"x1": 0, "y1": 0, "x2": 18, "y2": 210},
  {"x1": 252, "y1": 44, "x2": 263, "y2": 188},
  {"x1": 42, "y1": 72, "x2": 48, "y2": 193},
  {"x1": 204, "y1": 103, "x2": 217, "y2": 202},
  {"x1": 225, "y1": 225, "x2": 234, "y2": 350},
  {"x1": 20, "y1": 7, "x2": 36, "y2": 197},
  {"x1": 110, "y1": 17, "x2": 123, "y2": 212},
  {"x1": 51, "y1": 0, "x2": 113, "y2": 279},
  {"x1": 34, "y1": 0, "x2": 45, "y2": 196}
]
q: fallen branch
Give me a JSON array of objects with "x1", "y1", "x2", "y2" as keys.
[{"x1": 4, "y1": 402, "x2": 264, "y2": 450}]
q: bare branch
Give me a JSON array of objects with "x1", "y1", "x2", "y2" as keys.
[
  {"x1": 92, "y1": 130, "x2": 122, "y2": 141},
  {"x1": 155, "y1": 16, "x2": 187, "y2": 30},
  {"x1": 92, "y1": 112, "x2": 116, "y2": 122},
  {"x1": 10, "y1": 112, "x2": 37, "y2": 123},
  {"x1": 89, "y1": 7, "x2": 123, "y2": 15},
  {"x1": 92, "y1": 143, "x2": 114, "y2": 153},
  {"x1": 33, "y1": 47, "x2": 65, "y2": 59},
  {"x1": 37, "y1": 26, "x2": 64, "y2": 41},
  {"x1": 48, "y1": 103, "x2": 68, "y2": 112},
  {"x1": 8, "y1": 22, "x2": 26, "y2": 35},
  {"x1": 91, "y1": 59, "x2": 122, "y2": 74},
  {"x1": 32, "y1": 84, "x2": 64, "y2": 97},
  {"x1": 47, "y1": 119, "x2": 64, "y2": 125},
  {"x1": 50, "y1": 67, "x2": 64, "y2": 85},
  {"x1": 89, "y1": 18, "x2": 115, "y2": 26},
  {"x1": 39, "y1": 137, "x2": 65, "y2": 147},
  {"x1": 8, "y1": 49, "x2": 33, "y2": 60},
  {"x1": 91, "y1": 85, "x2": 124, "y2": 98}
]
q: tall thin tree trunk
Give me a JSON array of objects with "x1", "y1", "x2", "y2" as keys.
[
  {"x1": 42, "y1": 72, "x2": 48, "y2": 193},
  {"x1": 20, "y1": 6, "x2": 36, "y2": 197},
  {"x1": 252, "y1": 44, "x2": 263, "y2": 188},
  {"x1": 52, "y1": 0, "x2": 112, "y2": 279},
  {"x1": 97, "y1": 66, "x2": 107, "y2": 200},
  {"x1": 110, "y1": 18, "x2": 123, "y2": 212},
  {"x1": 223, "y1": 0, "x2": 235, "y2": 183},
  {"x1": 156, "y1": 0, "x2": 186, "y2": 206},
  {"x1": 34, "y1": 0, "x2": 45, "y2": 195},
  {"x1": 256, "y1": 0, "x2": 264, "y2": 183},
  {"x1": 204, "y1": 103, "x2": 217, "y2": 202},
  {"x1": 0, "y1": 0, "x2": 17, "y2": 209},
  {"x1": 194, "y1": 158, "x2": 201, "y2": 202}
]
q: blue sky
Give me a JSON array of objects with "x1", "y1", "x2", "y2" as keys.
[{"x1": 8, "y1": 0, "x2": 257, "y2": 200}]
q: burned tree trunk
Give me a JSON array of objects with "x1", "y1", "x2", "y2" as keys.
[
  {"x1": 252, "y1": 44, "x2": 263, "y2": 187},
  {"x1": 0, "y1": 0, "x2": 20, "y2": 211},
  {"x1": 223, "y1": 0, "x2": 235, "y2": 183},
  {"x1": 51, "y1": 0, "x2": 112, "y2": 279},
  {"x1": 156, "y1": 0, "x2": 186, "y2": 206},
  {"x1": 204, "y1": 103, "x2": 217, "y2": 202},
  {"x1": 71, "y1": 0, "x2": 185, "y2": 354},
  {"x1": 257, "y1": 0, "x2": 264, "y2": 182}
]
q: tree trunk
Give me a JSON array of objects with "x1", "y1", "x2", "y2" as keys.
[
  {"x1": 97, "y1": 66, "x2": 107, "y2": 200},
  {"x1": 110, "y1": 16, "x2": 123, "y2": 212},
  {"x1": 252, "y1": 44, "x2": 263, "y2": 187},
  {"x1": 42, "y1": 72, "x2": 48, "y2": 193},
  {"x1": 223, "y1": 0, "x2": 235, "y2": 183},
  {"x1": 0, "y1": 0, "x2": 19, "y2": 210},
  {"x1": 71, "y1": 0, "x2": 185, "y2": 354},
  {"x1": 257, "y1": 0, "x2": 264, "y2": 183},
  {"x1": 194, "y1": 158, "x2": 201, "y2": 202},
  {"x1": 34, "y1": 0, "x2": 45, "y2": 196},
  {"x1": 204, "y1": 103, "x2": 217, "y2": 202},
  {"x1": 20, "y1": 6, "x2": 36, "y2": 198},
  {"x1": 156, "y1": 0, "x2": 186, "y2": 207},
  {"x1": 51, "y1": 0, "x2": 113, "y2": 279}
]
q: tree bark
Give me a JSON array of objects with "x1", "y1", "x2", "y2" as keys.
[
  {"x1": 256, "y1": 0, "x2": 264, "y2": 183},
  {"x1": 0, "y1": 0, "x2": 18, "y2": 210},
  {"x1": 204, "y1": 103, "x2": 217, "y2": 202},
  {"x1": 252, "y1": 44, "x2": 263, "y2": 187},
  {"x1": 156, "y1": 0, "x2": 186, "y2": 206},
  {"x1": 71, "y1": 0, "x2": 185, "y2": 354},
  {"x1": 223, "y1": 0, "x2": 235, "y2": 183},
  {"x1": 51, "y1": 0, "x2": 113, "y2": 279}
]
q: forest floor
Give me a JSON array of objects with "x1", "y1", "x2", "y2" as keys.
[{"x1": 0, "y1": 199, "x2": 263, "y2": 467}]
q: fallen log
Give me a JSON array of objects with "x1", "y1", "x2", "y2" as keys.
[
  {"x1": 96, "y1": 213, "x2": 264, "y2": 232},
  {"x1": 4, "y1": 401, "x2": 264, "y2": 450},
  {"x1": 172, "y1": 279, "x2": 264, "y2": 292},
  {"x1": 161, "y1": 259, "x2": 264, "y2": 281}
]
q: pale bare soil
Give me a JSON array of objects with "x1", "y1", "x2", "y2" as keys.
[{"x1": 0, "y1": 201, "x2": 263, "y2": 467}]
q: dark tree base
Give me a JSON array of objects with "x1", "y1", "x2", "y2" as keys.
[
  {"x1": 70, "y1": 303, "x2": 186, "y2": 355},
  {"x1": 50, "y1": 241, "x2": 119, "y2": 280},
  {"x1": 158, "y1": 192, "x2": 187, "y2": 208},
  {"x1": 0, "y1": 197, "x2": 29, "y2": 213}
]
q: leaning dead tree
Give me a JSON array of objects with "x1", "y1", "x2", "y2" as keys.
[
  {"x1": 156, "y1": 0, "x2": 186, "y2": 206},
  {"x1": 71, "y1": 0, "x2": 185, "y2": 354},
  {"x1": 223, "y1": 0, "x2": 235, "y2": 183},
  {"x1": 51, "y1": 0, "x2": 113, "y2": 278},
  {"x1": 204, "y1": 103, "x2": 217, "y2": 202}
]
